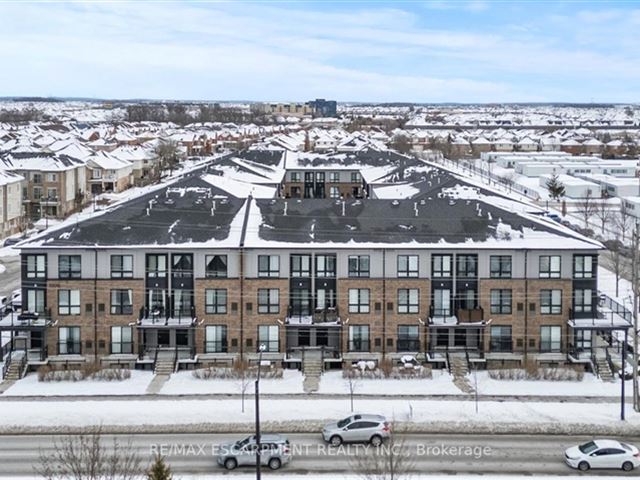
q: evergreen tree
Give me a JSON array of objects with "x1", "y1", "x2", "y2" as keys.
[
  {"x1": 147, "y1": 454, "x2": 172, "y2": 480},
  {"x1": 545, "y1": 173, "x2": 565, "y2": 201}
]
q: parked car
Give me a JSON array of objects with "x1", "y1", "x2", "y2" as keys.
[
  {"x1": 565, "y1": 439, "x2": 639, "y2": 471},
  {"x1": 322, "y1": 414, "x2": 390, "y2": 446},
  {"x1": 2, "y1": 237, "x2": 20, "y2": 247},
  {"x1": 217, "y1": 434, "x2": 291, "y2": 471},
  {"x1": 546, "y1": 213, "x2": 562, "y2": 223},
  {"x1": 1, "y1": 290, "x2": 21, "y2": 314}
]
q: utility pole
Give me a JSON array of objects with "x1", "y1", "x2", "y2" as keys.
[
  {"x1": 632, "y1": 222, "x2": 639, "y2": 412},
  {"x1": 255, "y1": 343, "x2": 266, "y2": 479}
]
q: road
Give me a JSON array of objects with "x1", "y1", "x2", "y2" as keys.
[{"x1": 0, "y1": 433, "x2": 638, "y2": 477}]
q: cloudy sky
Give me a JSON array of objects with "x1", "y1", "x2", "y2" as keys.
[{"x1": 1, "y1": 1, "x2": 639, "y2": 103}]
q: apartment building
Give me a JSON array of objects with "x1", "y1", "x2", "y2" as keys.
[
  {"x1": 0, "y1": 170, "x2": 26, "y2": 237},
  {"x1": 4, "y1": 151, "x2": 615, "y2": 373},
  {"x1": 0, "y1": 152, "x2": 87, "y2": 220}
]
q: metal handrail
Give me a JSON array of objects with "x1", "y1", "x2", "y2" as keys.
[{"x1": 1, "y1": 350, "x2": 12, "y2": 380}]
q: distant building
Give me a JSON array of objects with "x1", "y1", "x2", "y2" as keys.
[
  {"x1": 308, "y1": 98, "x2": 338, "y2": 118},
  {"x1": 0, "y1": 170, "x2": 26, "y2": 237},
  {"x1": 251, "y1": 99, "x2": 337, "y2": 118}
]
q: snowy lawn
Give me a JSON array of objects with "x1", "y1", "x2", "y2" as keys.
[
  {"x1": 1, "y1": 370, "x2": 153, "y2": 396},
  {"x1": 0, "y1": 397, "x2": 637, "y2": 429},
  {"x1": 160, "y1": 368, "x2": 304, "y2": 395},
  {"x1": 318, "y1": 369, "x2": 461, "y2": 395}
]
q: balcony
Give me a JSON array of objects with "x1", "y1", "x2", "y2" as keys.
[
  {"x1": 286, "y1": 306, "x2": 340, "y2": 325},
  {"x1": 428, "y1": 307, "x2": 485, "y2": 326},
  {"x1": 0, "y1": 310, "x2": 53, "y2": 329},
  {"x1": 39, "y1": 196, "x2": 59, "y2": 206},
  {"x1": 137, "y1": 306, "x2": 196, "y2": 327},
  {"x1": 567, "y1": 307, "x2": 632, "y2": 330}
]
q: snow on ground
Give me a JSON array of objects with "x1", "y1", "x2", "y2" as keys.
[
  {"x1": 0, "y1": 397, "x2": 636, "y2": 429},
  {"x1": 0, "y1": 476, "x2": 627, "y2": 480},
  {"x1": 2, "y1": 370, "x2": 152, "y2": 396},
  {"x1": 160, "y1": 369, "x2": 304, "y2": 395},
  {"x1": 598, "y1": 265, "x2": 634, "y2": 305}
]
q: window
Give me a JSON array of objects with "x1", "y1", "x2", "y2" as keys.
[
  {"x1": 490, "y1": 326, "x2": 512, "y2": 352},
  {"x1": 350, "y1": 172, "x2": 361, "y2": 183},
  {"x1": 58, "y1": 255, "x2": 81, "y2": 279},
  {"x1": 25, "y1": 254, "x2": 46, "y2": 279},
  {"x1": 205, "y1": 289, "x2": 227, "y2": 314},
  {"x1": 329, "y1": 186, "x2": 340, "y2": 198},
  {"x1": 397, "y1": 325, "x2": 420, "y2": 351},
  {"x1": 111, "y1": 255, "x2": 133, "y2": 278},
  {"x1": 290, "y1": 172, "x2": 301, "y2": 182},
  {"x1": 26, "y1": 289, "x2": 45, "y2": 314},
  {"x1": 539, "y1": 255, "x2": 561, "y2": 278},
  {"x1": 433, "y1": 289, "x2": 451, "y2": 317},
  {"x1": 58, "y1": 327, "x2": 81, "y2": 355},
  {"x1": 146, "y1": 254, "x2": 167, "y2": 278},
  {"x1": 398, "y1": 289, "x2": 419, "y2": 314},
  {"x1": 315, "y1": 254, "x2": 336, "y2": 277},
  {"x1": 540, "y1": 326, "x2": 562, "y2": 352},
  {"x1": 348, "y1": 288, "x2": 370, "y2": 313},
  {"x1": 46, "y1": 188, "x2": 58, "y2": 199},
  {"x1": 490, "y1": 289, "x2": 512, "y2": 314},
  {"x1": 348, "y1": 325, "x2": 369, "y2": 352},
  {"x1": 173, "y1": 290, "x2": 193, "y2": 317},
  {"x1": 205, "y1": 325, "x2": 227, "y2": 353},
  {"x1": 574, "y1": 289, "x2": 593, "y2": 313},
  {"x1": 348, "y1": 255, "x2": 370, "y2": 277},
  {"x1": 111, "y1": 326, "x2": 133, "y2": 354},
  {"x1": 258, "y1": 289, "x2": 279, "y2": 314},
  {"x1": 172, "y1": 253, "x2": 193, "y2": 277},
  {"x1": 397, "y1": 255, "x2": 418, "y2": 278},
  {"x1": 290, "y1": 254, "x2": 311, "y2": 277},
  {"x1": 33, "y1": 186, "x2": 42, "y2": 199},
  {"x1": 32, "y1": 173, "x2": 42, "y2": 184},
  {"x1": 541, "y1": 289, "x2": 562, "y2": 314},
  {"x1": 432, "y1": 254, "x2": 452, "y2": 277},
  {"x1": 456, "y1": 254, "x2": 477, "y2": 278},
  {"x1": 258, "y1": 255, "x2": 279, "y2": 277},
  {"x1": 58, "y1": 289, "x2": 80, "y2": 315},
  {"x1": 490, "y1": 255, "x2": 512, "y2": 278},
  {"x1": 329, "y1": 172, "x2": 340, "y2": 183},
  {"x1": 205, "y1": 255, "x2": 228, "y2": 278},
  {"x1": 147, "y1": 289, "x2": 166, "y2": 315},
  {"x1": 258, "y1": 325, "x2": 279, "y2": 352},
  {"x1": 573, "y1": 255, "x2": 594, "y2": 279},
  {"x1": 46, "y1": 173, "x2": 57, "y2": 182},
  {"x1": 110, "y1": 289, "x2": 133, "y2": 315}
]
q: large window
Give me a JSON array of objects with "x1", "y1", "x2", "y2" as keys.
[
  {"x1": 58, "y1": 327, "x2": 81, "y2": 355},
  {"x1": 146, "y1": 254, "x2": 167, "y2": 278},
  {"x1": 456, "y1": 254, "x2": 478, "y2": 278},
  {"x1": 540, "y1": 325, "x2": 562, "y2": 352},
  {"x1": 574, "y1": 289, "x2": 593, "y2": 313},
  {"x1": 25, "y1": 254, "x2": 46, "y2": 279},
  {"x1": 205, "y1": 325, "x2": 227, "y2": 353},
  {"x1": 205, "y1": 255, "x2": 228, "y2": 278},
  {"x1": 173, "y1": 290, "x2": 193, "y2": 317},
  {"x1": 205, "y1": 289, "x2": 227, "y2": 314},
  {"x1": 490, "y1": 255, "x2": 512, "y2": 278},
  {"x1": 172, "y1": 254, "x2": 193, "y2": 277},
  {"x1": 258, "y1": 289, "x2": 279, "y2": 314},
  {"x1": 539, "y1": 255, "x2": 561, "y2": 278},
  {"x1": 110, "y1": 289, "x2": 133, "y2": 315},
  {"x1": 433, "y1": 289, "x2": 451, "y2": 317},
  {"x1": 315, "y1": 254, "x2": 336, "y2": 277},
  {"x1": 348, "y1": 255, "x2": 370, "y2": 278},
  {"x1": 397, "y1": 255, "x2": 418, "y2": 278},
  {"x1": 58, "y1": 289, "x2": 80, "y2": 315},
  {"x1": 350, "y1": 172, "x2": 361, "y2": 183},
  {"x1": 397, "y1": 325, "x2": 420, "y2": 351},
  {"x1": 432, "y1": 254, "x2": 452, "y2": 278},
  {"x1": 258, "y1": 325, "x2": 279, "y2": 352},
  {"x1": 58, "y1": 255, "x2": 81, "y2": 279},
  {"x1": 111, "y1": 326, "x2": 133, "y2": 354},
  {"x1": 258, "y1": 255, "x2": 279, "y2": 277},
  {"x1": 541, "y1": 289, "x2": 562, "y2": 314},
  {"x1": 147, "y1": 289, "x2": 166, "y2": 316},
  {"x1": 348, "y1": 289, "x2": 370, "y2": 313},
  {"x1": 573, "y1": 255, "x2": 594, "y2": 279},
  {"x1": 398, "y1": 289, "x2": 419, "y2": 314},
  {"x1": 26, "y1": 289, "x2": 46, "y2": 314},
  {"x1": 111, "y1": 255, "x2": 133, "y2": 278},
  {"x1": 348, "y1": 325, "x2": 369, "y2": 352},
  {"x1": 290, "y1": 254, "x2": 311, "y2": 277},
  {"x1": 490, "y1": 326, "x2": 512, "y2": 352},
  {"x1": 290, "y1": 172, "x2": 301, "y2": 182},
  {"x1": 329, "y1": 172, "x2": 340, "y2": 183},
  {"x1": 490, "y1": 289, "x2": 512, "y2": 314}
]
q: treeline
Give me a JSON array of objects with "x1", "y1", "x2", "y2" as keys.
[
  {"x1": 125, "y1": 103, "x2": 264, "y2": 125},
  {"x1": 0, "y1": 107, "x2": 45, "y2": 123}
]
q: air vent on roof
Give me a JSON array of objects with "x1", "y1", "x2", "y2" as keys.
[
  {"x1": 391, "y1": 200, "x2": 400, "y2": 207},
  {"x1": 449, "y1": 200, "x2": 456, "y2": 206},
  {"x1": 194, "y1": 198, "x2": 204, "y2": 206},
  {"x1": 419, "y1": 199, "x2": 426, "y2": 205},
  {"x1": 164, "y1": 198, "x2": 175, "y2": 205}
]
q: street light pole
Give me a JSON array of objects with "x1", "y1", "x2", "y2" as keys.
[{"x1": 255, "y1": 343, "x2": 266, "y2": 480}]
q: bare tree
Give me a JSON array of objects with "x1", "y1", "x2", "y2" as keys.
[
  {"x1": 234, "y1": 357, "x2": 252, "y2": 413},
  {"x1": 350, "y1": 422, "x2": 414, "y2": 480},
  {"x1": 576, "y1": 191, "x2": 597, "y2": 229},
  {"x1": 344, "y1": 369, "x2": 362, "y2": 412},
  {"x1": 593, "y1": 199, "x2": 613, "y2": 235},
  {"x1": 390, "y1": 134, "x2": 412, "y2": 154},
  {"x1": 36, "y1": 427, "x2": 143, "y2": 480},
  {"x1": 154, "y1": 140, "x2": 183, "y2": 178},
  {"x1": 614, "y1": 204, "x2": 632, "y2": 243},
  {"x1": 604, "y1": 237, "x2": 626, "y2": 297}
]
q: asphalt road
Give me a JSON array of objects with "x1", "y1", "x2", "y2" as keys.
[{"x1": 0, "y1": 432, "x2": 638, "y2": 477}]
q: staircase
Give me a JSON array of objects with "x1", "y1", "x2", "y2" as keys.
[
  {"x1": 595, "y1": 356, "x2": 614, "y2": 382},
  {"x1": 2, "y1": 351, "x2": 26, "y2": 382},
  {"x1": 154, "y1": 349, "x2": 176, "y2": 376},
  {"x1": 302, "y1": 350, "x2": 323, "y2": 393},
  {"x1": 450, "y1": 354, "x2": 474, "y2": 394}
]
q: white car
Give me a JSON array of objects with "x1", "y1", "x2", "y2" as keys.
[{"x1": 565, "y1": 439, "x2": 640, "y2": 472}]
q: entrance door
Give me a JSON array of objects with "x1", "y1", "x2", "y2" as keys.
[
  {"x1": 316, "y1": 328, "x2": 329, "y2": 347},
  {"x1": 298, "y1": 328, "x2": 311, "y2": 347},
  {"x1": 157, "y1": 330, "x2": 170, "y2": 347}
]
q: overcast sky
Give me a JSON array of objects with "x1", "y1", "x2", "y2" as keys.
[{"x1": 1, "y1": 0, "x2": 639, "y2": 103}]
